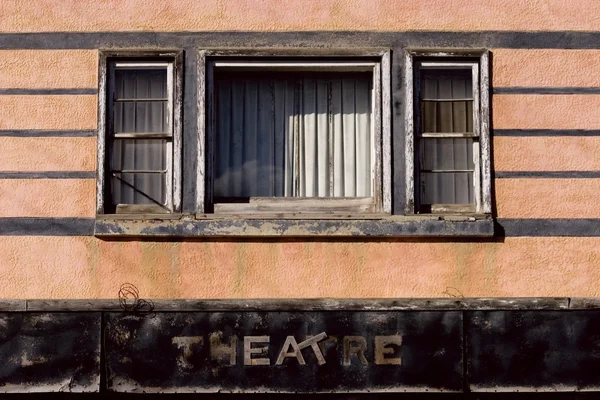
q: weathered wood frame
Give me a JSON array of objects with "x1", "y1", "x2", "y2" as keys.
[
  {"x1": 96, "y1": 50, "x2": 183, "y2": 216},
  {"x1": 197, "y1": 49, "x2": 392, "y2": 216},
  {"x1": 403, "y1": 49, "x2": 491, "y2": 215}
]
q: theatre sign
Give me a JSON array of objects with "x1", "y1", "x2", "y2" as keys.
[{"x1": 104, "y1": 311, "x2": 463, "y2": 393}]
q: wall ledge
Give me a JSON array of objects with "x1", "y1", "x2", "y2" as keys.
[
  {"x1": 1, "y1": 297, "x2": 596, "y2": 312},
  {"x1": 94, "y1": 217, "x2": 494, "y2": 238}
]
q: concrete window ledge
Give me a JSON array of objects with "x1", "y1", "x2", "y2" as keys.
[{"x1": 94, "y1": 216, "x2": 494, "y2": 238}]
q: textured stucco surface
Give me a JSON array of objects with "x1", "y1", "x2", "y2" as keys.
[
  {"x1": 496, "y1": 179, "x2": 600, "y2": 219},
  {"x1": 0, "y1": 237, "x2": 598, "y2": 299},
  {"x1": 0, "y1": 50, "x2": 97, "y2": 89},
  {"x1": 2, "y1": 0, "x2": 600, "y2": 32},
  {"x1": 0, "y1": 179, "x2": 95, "y2": 217},
  {"x1": 493, "y1": 95, "x2": 600, "y2": 129},
  {"x1": 494, "y1": 137, "x2": 600, "y2": 172},
  {"x1": 0, "y1": 95, "x2": 97, "y2": 130},
  {"x1": 0, "y1": 138, "x2": 96, "y2": 171},
  {"x1": 0, "y1": 13, "x2": 599, "y2": 300},
  {"x1": 492, "y1": 49, "x2": 600, "y2": 88}
]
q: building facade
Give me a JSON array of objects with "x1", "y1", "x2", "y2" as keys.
[{"x1": 1, "y1": 0, "x2": 600, "y2": 396}]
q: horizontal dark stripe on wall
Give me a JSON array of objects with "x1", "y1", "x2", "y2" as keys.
[
  {"x1": 0, "y1": 218, "x2": 94, "y2": 236},
  {"x1": 495, "y1": 171, "x2": 600, "y2": 179},
  {"x1": 0, "y1": 88, "x2": 97, "y2": 95},
  {"x1": 0, "y1": 171, "x2": 95, "y2": 179},
  {"x1": 497, "y1": 219, "x2": 600, "y2": 237},
  {"x1": 494, "y1": 129, "x2": 600, "y2": 137},
  {"x1": 4, "y1": 31, "x2": 600, "y2": 50},
  {"x1": 494, "y1": 87, "x2": 600, "y2": 95},
  {"x1": 0, "y1": 130, "x2": 96, "y2": 137}
]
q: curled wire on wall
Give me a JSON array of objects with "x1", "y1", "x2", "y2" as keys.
[{"x1": 118, "y1": 283, "x2": 155, "y2": 313}]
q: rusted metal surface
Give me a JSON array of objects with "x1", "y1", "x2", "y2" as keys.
[
  {"x1": 0, "y1": 313, "x2": 101, "y2": 393},
  {"x1": 105, "y1": 311, "x2": 463, "y2": 393},
  {"x1": 466, "y1": 310, "x2": 600, "y2": 392}
]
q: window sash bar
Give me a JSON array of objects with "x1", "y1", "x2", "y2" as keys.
[
  {"x1": 112, "y1": 169, "x2": 168, "y2": 174},
  {"x1": 113, "y1": 132, "x2": 172, "y2": 138},
  {"x1": 114, "y1": 98, "x2": 169, "y2": 102},
  {"x1": 420, "y1": 132, "x2": 478, "y2": 138},
  {"x1": 114, "y1": 62, "x2": 170, "y2": 69},
  {"x1": 421, "y1": 98, "x2": 474, "y2": 102}
]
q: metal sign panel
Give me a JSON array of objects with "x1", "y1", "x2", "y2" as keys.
[
  {"x1": 0, "y1": 313, "x2": 101, "y2": 393},
  {"x1": 105, "y1": 311, "x2": 462, "y2": 393},
  {"x1": 467, "y1": 311, "x2": 600, "y2": 392}
]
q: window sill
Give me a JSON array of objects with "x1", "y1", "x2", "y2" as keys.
[{"x1": 94, "y1": 215, "x2": 494, "y2": 238}]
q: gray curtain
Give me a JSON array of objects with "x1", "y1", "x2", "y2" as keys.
[
  {"x1": 419, "y1": 70, "x2": 475, "y2": 205},
  {"x1": 110, "y1": 69, "x2": 168, "y2": 206},
  {"x1": 214, "y1": 73, "x2": 373, "y2": 199}
]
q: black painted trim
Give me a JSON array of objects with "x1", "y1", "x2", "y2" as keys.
[
  {"x1": 497, "y1": 219, "x2": 600, "y2": 237},
  {"x1": 494, "y1": 129, "x2": 600, "y2": 137},
  {"x1": 21, "y1": 298, "x2": 570, "y2": 312},
  {"x1": 494, "y1": 87, "x2": 600, "y2": 95},
  {"x1": 0, "y1": 88, "x2": 97, "y2": 95},
  {"x1": 0, "y1": 218, "x2": 94, "y2": 236},
  {"x1": 0, "y1": 171, "x2": 96, "y2": 179},
  {"x1": 0, "y1": 129, "x2": 96, "y2": 137},
  {"x1": 3, "y1": 31, "x2": 600, "y2": 50},
  {"x1": 495, "y1": 171, "x2": 600, "y2": 179}
]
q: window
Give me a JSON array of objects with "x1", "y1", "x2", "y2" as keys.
[
  {"x1": 199, "y1": 50, "x2": 391, "y2": 216},
  {"x1": 404, "y1": 50, "x2": 491, "y2": 215},
  {"x1": 97, "y1": 51, "x2": 182, "y2": 215}
]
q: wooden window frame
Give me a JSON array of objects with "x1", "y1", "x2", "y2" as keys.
[
  {"x1": 403, "y1": 49, "x2": 491, "y2": 216},
  {"x1": 197, "y1": 49, "x2": 392, "y2": 217},
  {"x1": 96, "y1": 50, "x2": 183, "y2": 217}
]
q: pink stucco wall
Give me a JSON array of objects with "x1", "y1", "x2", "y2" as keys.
[
  {"x1": 0, "y1": 3, "x2": 598, "y2": 299},
  {"x1": 2, "y1": 0, "x2": 600, "y2": 32}
]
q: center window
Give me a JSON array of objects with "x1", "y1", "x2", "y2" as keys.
[{"x1": 204, "y1": 57, "x2": 387, "y2": 215}]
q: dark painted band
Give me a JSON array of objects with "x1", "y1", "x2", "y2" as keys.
[
  {"x1": 494, "y1": 87, "x2": 600, "y2": 95},
  {"x1": 0, "y1": 88, "x2": 97, "y2": 95},
  {"x1": 0, "y1": 218, "x2": 95, "y2": 236},
  {"x1": 497, "y1": 219, "x2": 600, "y2": 237},
  {"x1": 496, "y1": 171, "x2": 600, "y2": 179},
  {"x1": 0, "y1": 130, "x2": 96, "y2": 137},
  {"x1": 3, "y1": 31, "x2": 600, "y2": 50},
  {"x1": 494, "y1": 129, "x2": 600, "y2": 137},
  {"x1": 0, "y1": 171, "x2": 96, "y2": 179},
  {"x1": 0, "y1": 217, "x2": 598, "y2": 237}
]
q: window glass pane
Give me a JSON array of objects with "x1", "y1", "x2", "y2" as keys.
[
  {"x1": 213, "y1": 72, "x2": 372, "y2": 199},
  {"x1": 114, "y1": 101, "x2": 167, "y2": 133},
  {"x1": 421, "y1": 100, "x2": 473, "y2": 133},
  {"x1": 115, "y1": 69, "x2": 166, "y2": 99},
  {"x1": 111, "y1": 173, "x2": 166, "y2": 206},
  {"x1": 420, "y1": 69, "x2": 473, "y2": 133},
  {"x1": 421, "y1": 69, "x2": 472, "y2": 99},
  {"x1": 422, "y1": 138, "x2": 474, "y2": 171},
  {"x1": 421, "y1": 172, "x2": 474, "y2": 205},
  {"x1": 113, "y1": 68, "x2": 168, "y2": 134},
  {"x1": 110, "y1": 139, "x2": 167, "y2": 172}
]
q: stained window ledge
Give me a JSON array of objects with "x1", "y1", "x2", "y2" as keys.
[{"x1": 94, "y1": 215, "x2": 494, "y2": 238}]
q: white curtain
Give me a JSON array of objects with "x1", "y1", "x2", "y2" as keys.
[
  {"x1": 419, "y1": 70, "x2": 474, "y2": 205},
  {"x1": 110, "y1": 69, "x2": 168, "y2": 206},
  {"x1": 214, "y1": 73, "x2": 373, "y2": 199}
]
